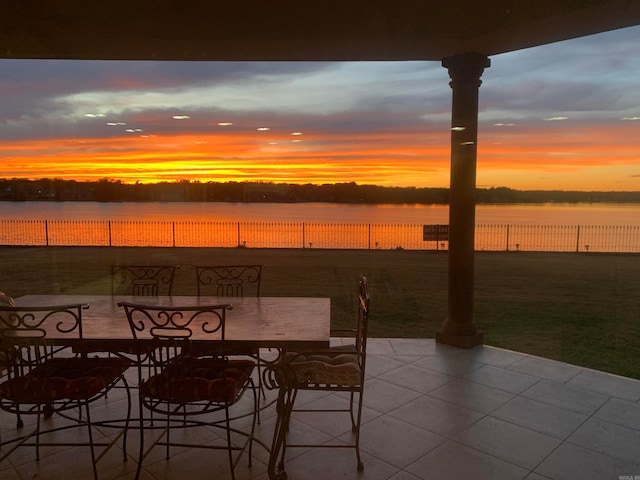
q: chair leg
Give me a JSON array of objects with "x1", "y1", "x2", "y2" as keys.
[
  {"x1": 121, "y1": 375, "x2": 132, "y2": 461},
  {"x1": 354, "y1": 390, "x2": 364, "y2": 471},
  {"x1": 224, "y1": 405, "x2": 237, "y2": 480},
  {"x1": 256, "y1": 358, "x2": 266, "y2": 400},
  {"x1": 135, "y1": 399, "x2": 145, "y2": 480},
  {"x1": 165, "y1": 409, "x2": 171, "y2": 459},
  {"x1": 349, "y1": 391, "x2": 357, "y2": 431},
  {"x1": 278, "y1": 388, "x2": 297, "y2": 470},
  {"x1": 35, "y1": 406, "x2": 42, "y2": 461},
  {"x1": 84, "y1": 402, "x2": 100, "y2": 480},
  {"x1": 248, "y1": 378, "x2": 258, "y2": 467},
  {"x1": 252, "y1": 362, "x2": 267, "y2": 425}
]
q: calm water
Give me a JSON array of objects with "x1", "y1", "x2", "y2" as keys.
[{"x1": 1, "y1": 201, "x2": 640, "y2": 225}]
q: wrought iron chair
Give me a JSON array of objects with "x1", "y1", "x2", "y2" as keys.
[
  {"x1": 0, "y1": 304, "x2": 132, "y2": 480},
  {"x1": 119, "y1": 301, "x2": 257, "y2": 480},
  {"x1": 281, "y1": 276, "x2": 370, "y2": 470},
  {"x1": 195, "y1": 264, "x2": 266, "y2": 400},
  {"x1": 109, "y1": 265, "x2": 177, "y2": 366},
  {"x1": 195, "y1": 264, "x2": 263, "y2": 297},
  {"x1": 111, "y1": 265, "x2": 176, "y2": 296}
]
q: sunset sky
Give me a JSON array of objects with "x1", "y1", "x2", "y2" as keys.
[{"x1": 1, "y1": 25, "x2": 639, "y2": 192}]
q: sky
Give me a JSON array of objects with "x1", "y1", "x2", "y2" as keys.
[{"x1": 0, "y1": 25, "x2": 639, "y2": 191}]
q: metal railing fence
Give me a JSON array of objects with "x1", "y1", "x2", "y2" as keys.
[{"x1": 1, "y1": 219, "x2": 639, "y2": 252}]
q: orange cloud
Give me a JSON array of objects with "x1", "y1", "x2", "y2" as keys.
[{"x1": 1, "y1": 120, "x2": 638, "y2": 190}]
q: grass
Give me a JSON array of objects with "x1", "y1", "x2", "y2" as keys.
[{"x1": 1, "y1": 246, "x2": 639, "y2": 379}]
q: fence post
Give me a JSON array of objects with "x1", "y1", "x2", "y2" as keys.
[
  {"x1": 302, "y1": 223, "x2": 306, "y2": 248},
  {"x1": 368, "y1": 224, "x2": 371, "y2": 250},
  {"x1": 576, "y1": 225, "x2": 581, "y2": 252},
  {"x1": 172, "y1": 222, "x2": 176, "y2": 247},
  {"x1": 45, "y1": 220, "x2": 49, "y2": 246},
  {"x1": 108, "y1": 221, "x2": 112, "y2": 247},
  {"x1": 237, "y1": 222, "x2": 241, "y2": 247},
  {"x1": 506, "y1": 224, "x2": 510, "y2": 252}
]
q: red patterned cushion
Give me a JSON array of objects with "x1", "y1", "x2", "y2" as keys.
[
  {"x1": 0, "y1": 357, "x2": 130, "y2": 403},
  {"x1": 140, "y1": 358, "x2": 254, "y2": 403}
]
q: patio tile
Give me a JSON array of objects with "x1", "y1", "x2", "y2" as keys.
[
  {"x1": 507, "y1": 355, "x2": 583, "y2": 383},
  {"x1": 454, "y1": 345, "x2": 527, "y2": 368},
  {"x1": 284, "y1": 444, "x2": 400, "y2": 480},
  {"x1": 454, "y1": 416, "x2": 561, "y2": 470},
  {"x1": 361, "y1": 377, "x2": 423, "y2": 413},
  {"x1": 12, "y1": 442, "x2": 135, "y2": 480},
  {"x1": 366, "y1": 339, "x2": 397, "y2": 355},
  {"x1": 289, "y1": 393, "x2": 381, "y2": 437},
  {"x1": 393, "y1": 355, "x2": 430, "y2": 364},
  {"x1": 285, "y1": 387, "x2": 332, "y2": 407},
  {"x1": 277, "y1": 415, "x2": 333, "y2": 450},
  {"x1": 594, "y1": 397, "x2": 640, "y2": 431},
  {"x1": 0, "y1": 467, "x2": 21, "y2": 480},
  {"x1": 358, "y1": 415, "x2": 444, "y2": 468},
  {"x1": 143, "y1": 443, "x2": 263, "y2": 480},
  {"x1": 412, "y1": 354, "x2": 483, "y2": 377},
  {"x1": 405, "y1": 440, "x2": 529, "y2": 480},
  {"x1": 366, "y1": 354, "x2": 408, "y2": 377},
  {"x1": 4, "y1": 416, "x2": 121, "y2": 467},
  {"x1": 388, "y1": 339, "x2": 456, "y2": 356},
  {"x1": 524, "y1": 474, "x2": 553, "y2": 480},
  {"x1": 429, "y1": 378, "x2": 515, "y2": 414},
  {"x1": 536, "y1": 442, "x2": 640, "y2": 480},
  {"x1": 522, "y1": 379, "x2": 609, "y2": 415},
  {"x1": 377, "y1": 363, "x2": 453, "y2": 394},
  {"x1": 390, "y1": 394, "x2": 484, "y2": 437},
  {"x1": 567, "y1": 369, "x2": 640, "y2": 401},
  {"x1": 4, "y1": 338, "x2": 640, "y2": 480},
  {"x1": 388, "y1": 471, "x2": 422, "y2": 480},
  {"x1": 491, "y1": 396, "x2": 588, "y2": 439},
  {"x1": 463, "y1": 365, "x2": 540, "y2": 394},
  {"x1": 568, "y1": 417, "x2": 640, "y2": 465}
]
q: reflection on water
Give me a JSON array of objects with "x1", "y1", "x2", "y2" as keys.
[{"x1": 2, "y1": 201, "x2": 640, "y2": 225}]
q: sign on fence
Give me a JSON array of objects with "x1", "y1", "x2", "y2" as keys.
[{"x1": 423, "y1": 224, "x2": 449, "y2": 242}]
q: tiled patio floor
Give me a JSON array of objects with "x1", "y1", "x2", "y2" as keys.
[{"x1": 2, "y1": 339, "x2": 640, "y2": 480}]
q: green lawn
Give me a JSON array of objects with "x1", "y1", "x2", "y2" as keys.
[{"x1": 2, "y1": 246, "x2": 639, "y2": 379}]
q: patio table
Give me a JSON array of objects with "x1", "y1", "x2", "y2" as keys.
[{"x1": 15, "y1": 294, "x2": 331, "y2": 480}]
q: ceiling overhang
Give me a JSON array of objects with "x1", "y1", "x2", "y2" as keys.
[{"x1": 1, "y1": 1, "x2": 640, "y2": 62}]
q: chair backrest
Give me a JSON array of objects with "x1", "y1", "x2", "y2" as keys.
[
  {"x1": 195, "y1": 265, "x2": 263, "y2": 297},
  {"x1": 119, "y1": 301, "x2": 232, "y2": 343},
  {"x1": 356, "y1": 276, "x2": 370, "y2": 360},
  {"x1": 0, "y1": 304, "x2": 87, "y2": 370},
  {"x1": 111, "y1": 265, "x2": 176, "y2": 296}
]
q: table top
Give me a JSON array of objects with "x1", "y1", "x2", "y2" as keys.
[{"x1": 15, "y1": 295, "x2": 331, "y2": 349}]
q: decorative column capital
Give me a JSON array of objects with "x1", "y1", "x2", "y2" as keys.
[{"x1": 442, "y1": 53, "x2": 491, "y2": 89}]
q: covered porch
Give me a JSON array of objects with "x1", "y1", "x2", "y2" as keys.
[
  {"x1": 2, "y1": 3, "x2": 640, "y2": 479},
  {"x1": 2, "y1": 338, "x2": 639, "y2": 480}
]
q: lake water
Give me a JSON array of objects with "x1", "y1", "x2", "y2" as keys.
[
  {"x1": 1, "y1": 202, "x2": 639, "y2": 251},
  {"x1": 1, "y1": 201, "x2": 640, "y2": 225}
]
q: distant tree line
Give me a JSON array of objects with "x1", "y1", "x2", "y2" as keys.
[{"x1": 1, "y1": 178, "x2": 640, "y2": 204}]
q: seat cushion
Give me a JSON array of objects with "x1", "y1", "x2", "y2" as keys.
[
  {"x1": 288, "y1": 350, "x2": 362, "y2": 387},
  {"x1": 140, "y1": 358, "x2": 254, "y2": 403},
  {"x1": 0, "y1": 356, "x2": 131, "y2": 403}
]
